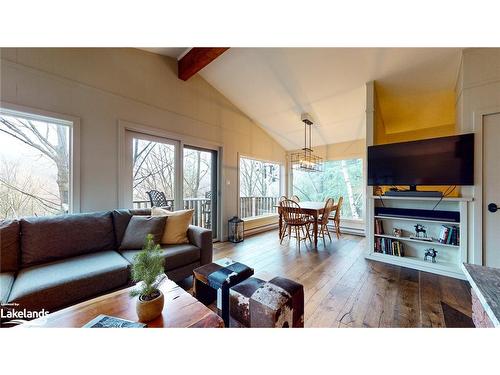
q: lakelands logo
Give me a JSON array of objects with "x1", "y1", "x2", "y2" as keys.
[{"x1": 1, "y1": 303, "x2": 50, "y2": 326}]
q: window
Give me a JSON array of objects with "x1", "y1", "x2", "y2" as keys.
[
  {"x1": 292, "y1": 158, "x2": 364, "y2": 220},
  {"x1": 239, "y1": 156, "x2": 281, "y2": 219},
  {"x1": 0, "y1": 109, "x2": 74, "y2": 220}
]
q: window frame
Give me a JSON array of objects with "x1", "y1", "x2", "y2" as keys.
[
  {"x1": 0, "y1": 102, "x2": 81, "y2": 215},
  {"x1": 237, "y1": 153, "x2": 284, "y2": 220}
]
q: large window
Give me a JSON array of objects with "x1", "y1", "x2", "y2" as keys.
[
  {"x1": 292, "y1": 158, "x2": 363, "y2": 220},
  {"x1": 0, "y1": 109, "x2": 74, "y2": 220},
  {"x1": 239, "y1": 156, "x2": 281, "y2": 219}
]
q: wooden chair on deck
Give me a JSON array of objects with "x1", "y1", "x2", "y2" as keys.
[
  {"x1": 290, "y1": 195, "x2": 300, "y2": 203},
  {"x1": 280, "y1": 199, "x2": 311, "y2": 251},
  {"x1": 329, "y1": 196, "x2": 343, "y2": 239}
]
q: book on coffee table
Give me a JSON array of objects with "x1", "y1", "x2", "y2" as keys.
[{"x1": 83, "y1": 314, "x2": 146, "y2": 328}]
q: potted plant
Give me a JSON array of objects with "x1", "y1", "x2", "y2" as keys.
[{"x1": 130, "y1": 234, "x2": 166, "y2": 322}]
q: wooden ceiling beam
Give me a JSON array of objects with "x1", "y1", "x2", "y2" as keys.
[{"x1": 178, "y1": 47, "x2": 229, "y2": 81}]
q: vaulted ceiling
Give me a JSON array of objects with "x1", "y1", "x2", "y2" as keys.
[{"x1": 144, "y1": 48, "x2": 462, "y2": 150}]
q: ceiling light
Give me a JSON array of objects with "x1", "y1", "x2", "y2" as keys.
[{"x1": 290, "y1": 113, "x2": 323, "y2": 173}]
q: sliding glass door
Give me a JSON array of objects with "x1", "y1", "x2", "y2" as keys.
[
  {"x1": 124, "y1": 130, "x2": 219, "y2": 239},
  {"x1": 183, "y1": 146, "x2": 218, "y2": 236}
]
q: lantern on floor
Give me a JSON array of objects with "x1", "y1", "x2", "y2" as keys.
[{"x1": 228, "y1": 216, "x2": 244, "y2": 243}]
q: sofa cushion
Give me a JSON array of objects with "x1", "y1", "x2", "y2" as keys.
[
  {"x1": 119, "y1": 215, "x2": 167, "y2": 250},
  {"x1": 0, "y1": 272, "x2": 15, "y2": 304},
  {"x1": 111, "y1": 209, "x2": 152, "y2": 247},
  {"x1": 20, "y1": 211, "x2": 115, "y2": 267},
  {"x1": 8, "y1": 251, "x2": 130, "y2": 312},
  {"x1": 120, "y1": 244, "x2": 200, "y2": 271},
  {"x1": 0, "y1": 220, "x2": 20, "y2": 272},
  {"x1": 152, "y1": 207, "x2": 194, "y2": 244}
]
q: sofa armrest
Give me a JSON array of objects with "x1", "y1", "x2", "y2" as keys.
[{"x1": 187, "y1": 225, "x2": 213, "y2": 265}]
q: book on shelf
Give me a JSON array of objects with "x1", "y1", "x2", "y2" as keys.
[
  {"x1": 374, "y1": 219, "x2": 384, "y2": 235},
  {"x1": 438, "y1": 225, "x2": 459, "y2": 246},
  {"x1": 374, "y1": 237, "x2": 404, "y2": 257}
]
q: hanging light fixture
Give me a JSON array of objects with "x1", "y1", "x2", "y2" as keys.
[{"x1": 290, "y1": 113, "x2": 323, "y2": 172}]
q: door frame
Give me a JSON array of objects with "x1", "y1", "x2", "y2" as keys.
[
  {"x1": 472, "y1": 107, "x2": 500, "y2": 265},
  {"x1": 117, "y1": 119, "x2": 223, "y2": 241}
]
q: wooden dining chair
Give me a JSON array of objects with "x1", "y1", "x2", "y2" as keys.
[
  {"x1": 330, "y1": 196, "x2": 343, "y2": 239},
  {"x1": 280, "y1": 199, "x2": 311, "y2": 250},
  {"x1": 310, "y1": 198, "x2": 335, "y2": 244},
  {"x1": 291, "y1": 195, "x2": 300, "y2": 203},
  {"x1": 278, "y1": 195, "x2": 288, "y2": 238}
]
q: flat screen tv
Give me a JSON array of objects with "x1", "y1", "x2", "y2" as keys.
[{"x1": 367, "y1": 134, "x2": 474, "y2": 188}]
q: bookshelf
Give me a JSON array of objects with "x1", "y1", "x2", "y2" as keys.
[{"x1": 366, "y1": 195, "x2": 472, "y2": 280}]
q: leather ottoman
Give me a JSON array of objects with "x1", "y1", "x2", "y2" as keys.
[{"x1": 229, "y1": 276, "x2": 304, "y2": 328}]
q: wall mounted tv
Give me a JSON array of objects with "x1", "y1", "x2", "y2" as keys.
[{"x1": 367, "y1": 133, "x2": 474, "y2": 189}]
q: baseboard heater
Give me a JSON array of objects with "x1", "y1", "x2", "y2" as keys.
[{"x1": 374, "y1": 207, "x2": 460, "y2": 223}]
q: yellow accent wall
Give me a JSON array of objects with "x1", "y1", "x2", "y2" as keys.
[{"x1": 373, "y1": 82, "x2": 459, "y2": 196}]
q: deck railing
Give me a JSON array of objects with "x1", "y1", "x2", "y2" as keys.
[
  {"x1": 239, "y1": 196, "x2": 278, "y2": 219},
  {"x1": 133, "y1": 196, "x2": 279, "y2": 226},
  {"x1": 133, "y1": 198, "x2": 212, "y2": 228}
]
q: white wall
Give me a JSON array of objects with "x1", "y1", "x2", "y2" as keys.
[
  {"x1": 455, "y1": 48, "x2": 500, "y2": 264},
  {"x1": 0, "y1": 48, "x2": 286, "y2": 239}
]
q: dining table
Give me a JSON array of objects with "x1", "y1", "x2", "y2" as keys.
[{"x1": 276, "y1": 201, "x2": 338, "y2": 249}]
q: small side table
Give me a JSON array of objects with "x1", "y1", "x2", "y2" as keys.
[{"x1": 193, "y1": 258, "x2": 254, "y2": 326}]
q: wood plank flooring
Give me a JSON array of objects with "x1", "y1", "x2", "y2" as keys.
[{"x1": 206, "y1": 230, "x2": 473, "y2": 327}]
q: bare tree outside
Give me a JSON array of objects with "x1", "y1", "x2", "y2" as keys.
[
  {"x1": 132, "y1": 139, "x2": 176, "y2": 203},
  {"x1": 239, "y1": 157, "x2": 281, "y2": 218},
  {"x1": 0, "y1": 113, "x2": 70, "y2": 220},
  {"x1": 132, "y1": 139, "x2": 215, "y2": 228},
  {"x1": 292, "y1": 158, "x2": 363, "y2": 220}
]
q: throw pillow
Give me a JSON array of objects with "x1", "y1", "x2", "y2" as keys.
[
  {"x1": 151, "y1": 207, "x2": 194, "y2": 245},
  {"x1": 119, "y1": 215, "x2": 167, "y2": 250}
]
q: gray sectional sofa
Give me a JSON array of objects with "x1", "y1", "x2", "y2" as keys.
[{"x1": 0, "y1": 208, "x2": 212, "y2": 320}]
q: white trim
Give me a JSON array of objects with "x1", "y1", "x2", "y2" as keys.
[
  {"x1": 473, "y1": 106, "x2": 500, "y2": 266},
  {"x1": 0, "y1": 101, "x2": 81, "y2": 213}
]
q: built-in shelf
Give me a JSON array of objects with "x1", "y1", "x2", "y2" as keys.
[
  {"x1": 367, "y1": 194, "x2": 469, "y2": 279},
  {"x1": 374, "y1": 215, "x2": 460, "y2": 226},
  {"x1": 366, "y1": 252, "x2": 464, "y2": 279},
  {"x1": 369, "y1": 195, "x2": 473, "y2": 202},
  {"x1": 374, "y1": 233, "x2": 459, "y2": 248}
]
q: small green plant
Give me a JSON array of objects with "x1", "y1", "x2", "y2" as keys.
[{"x1": 129, "y1": 234, "x2": 165, "y2": 301}]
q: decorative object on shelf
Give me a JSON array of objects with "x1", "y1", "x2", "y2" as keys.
[
  {"x1": 413, "y1": 224, "x2": 427, "y2": 238},
  {"x1": 290, "y1": 113, "x2": 323, "y2": 172},
  {"x1": 393, "y1": 228, "x2": 403, "y2": 237},
  {"x1": 130, "y1": 234, "x2": 167, "y2": 322},
  {"x1": 424, "y1": 248, "x2": 438, "y2": 263},
  {"x1": 228, "y1": 216, "x2": 244, "y2": 243}
]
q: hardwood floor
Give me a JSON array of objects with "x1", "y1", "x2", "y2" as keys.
[{"x1": 208, "y1": 229, "x2": 472, "y2": 327}]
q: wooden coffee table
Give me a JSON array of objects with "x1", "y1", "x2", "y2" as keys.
[{"x1": 19, "y1": 279, "x2": 224, "y2": 328}]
